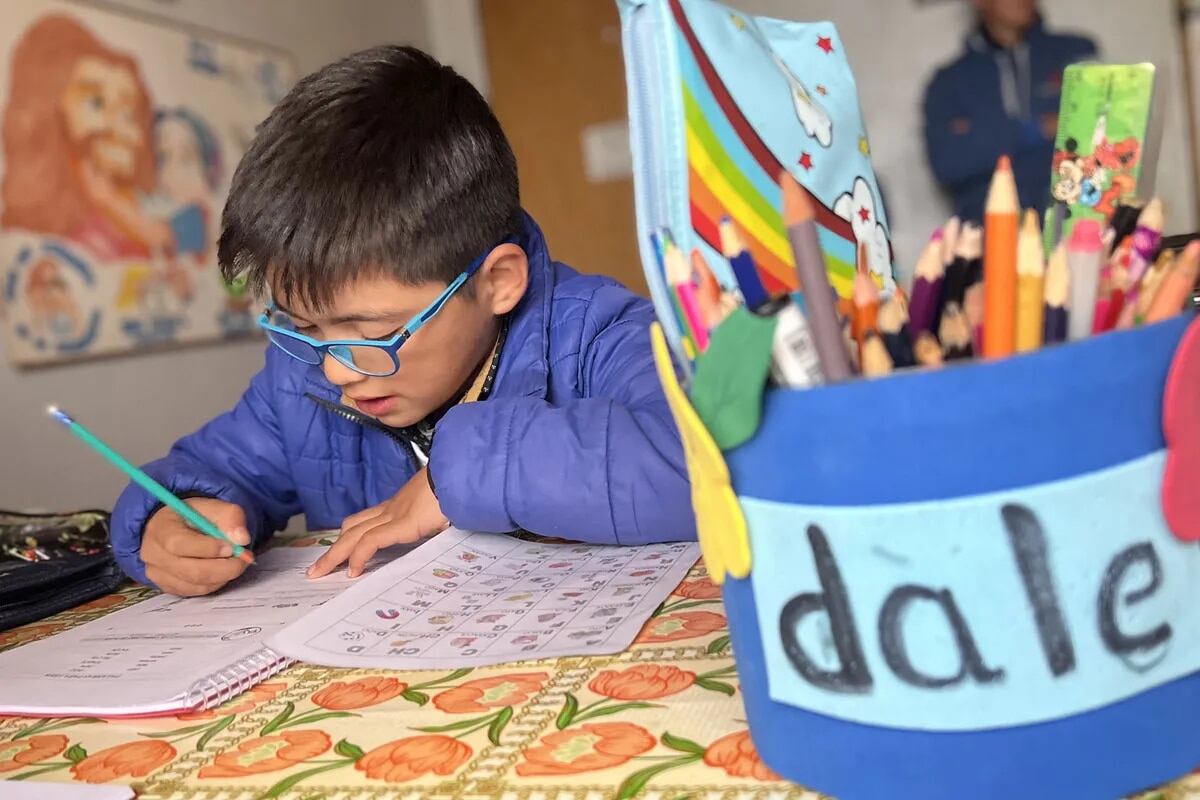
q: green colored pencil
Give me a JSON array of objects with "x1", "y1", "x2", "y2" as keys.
[{"x1": 47, "y1": 406, "x2": 253, "y2": 564}]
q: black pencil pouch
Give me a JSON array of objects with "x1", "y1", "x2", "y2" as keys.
[{"x1": 0, "y1": 509, "x2": 125, "y2": 633}]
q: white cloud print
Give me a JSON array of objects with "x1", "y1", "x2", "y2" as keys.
[{"x1": 833, "y1": 177, "x2": 894, "y2": 292}]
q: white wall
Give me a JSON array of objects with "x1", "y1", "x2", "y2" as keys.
[
  {"x1": 0, "y1": 0, "x2": 431, "y2": 510},
  {"x1": 728, "y1": 0, "x2": 1197, "y2": 283}
]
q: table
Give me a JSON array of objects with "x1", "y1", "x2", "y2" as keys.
[{"x1": 1, "y1": 535, "x2": 1197, "y2": 799}]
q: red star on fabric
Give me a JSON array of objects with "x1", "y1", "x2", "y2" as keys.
[
  {"x1": 816, "y1": 84, "x2": 828, "y2": 96},
  {"x1": 857, "y1": 206, "x2": 870, "y2": 222},
  {"x1": 798, "y1": 152, "x2": 814, "y2": 171},
  {"x1": 816, "y1": 36, "x2": 834, "y2": 54}
]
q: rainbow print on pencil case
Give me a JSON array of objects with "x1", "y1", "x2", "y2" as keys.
[{"x1": 667, "y1": 0, "x2": 894, "y2": 302}]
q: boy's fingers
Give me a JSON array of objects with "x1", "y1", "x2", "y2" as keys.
[
  {"x1": 171, "y1": 554, "x2": 249, "y2": 587},
  {"x1": 146, "y1": 565, "x2": 222, "y2": 598},
  {"x1": 160, "y1": 526, "x2": 234, "y2": 559},
  {"x1": 347, "y1": 524, "x2": 422, "y2": 578},
  {"x1": 307, "y1": 530, "x2": 361, "y2": 578},
  {"x1": 341, "y1": 505, "x2": 383, "y2": 532}
]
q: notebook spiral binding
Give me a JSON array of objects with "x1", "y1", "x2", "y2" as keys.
[{"x1": 184, "y1": 647, "x2": 294, "y2": 710}]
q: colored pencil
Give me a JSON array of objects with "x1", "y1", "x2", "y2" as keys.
[
  {"x1": 964, "y1": 276, "x2": 985, "y2": 355},
  {"x1": 1132, "y1": 249, "x2": 1175, "y2": 325},
  {"x1": 940, "y1": 216, "x2": 961, "y2": 270},
  {"x1": 664, "y1": 237, "x2": 709, "y2": 351},
  {"x1": 878, "y1": 294, "x2": 916, "y2": 368},
  {"x1": 1043, "y1": 242, "x2": 1070, "y2": 345},
  {"x1": 1093, "y1": 237, "x2": 1129, "y2": 334},
  {"x1": 983, "y1": 155, "x2": 1020, "y2": 358},
  {"x1": 780, "y1": 170, "x2": 852, "y2": 381},
  {"x1": 1103, "y1": 262, "x2": 1130, "y2": 332},
  {"x1": 908, "y1": 229, "x2": 945, "y2": 336},
  {"x1": 939, "y1": 302, "x2": 973, "y2": 360},
  {"x1": 913, "y1": 330, "x2": 944, "y2": 368},
  {"x1": 1146, "y1": 241, "x2": 1200, "y2": 323},
  {"x1": 944, "y1": 222, "x2": 981, "y2": 306},
  {"x1": 860, "y1": 330, "x2": 893, "y2": 377},
  {"x1": 852, "y1": 255, "x2": 880, "y2": 349},
  {"x1": 651, "y1": 231, "x2": 697, "y2": 359},
  {"x1": 690, "y1": 248, "x2": 723, "y2": 329},
  {"x1": 47, "y1": 406, "x2": 253, "y2": 563},
  {"x1": 719, "y1": 216, "x2": 769, "y2": 310},
  {"x1": 1015, "y1": 209, "x2": 1045, "y2": 352},
  {"x1": 1120, "y1": 198, "x2": 1165, "y2": 318},
  {"x1": 1066, "y1": 219, "x2": 1104, "y2": 340}
]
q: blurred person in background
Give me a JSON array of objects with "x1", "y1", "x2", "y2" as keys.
[{"x1": 923, "y1": 0, "x2": 1096, "y2": 221}]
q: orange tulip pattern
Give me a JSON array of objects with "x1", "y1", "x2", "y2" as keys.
[
  {"x1": 312, "y1": 677, "x2": 407, "y2": 710},
  {"x1": 433, "y1": 672, "x2": 548, "y2": 713},
  {"x1": 517, "y1": 722, "x2": 655, "y2": 776},
  {"x1": 71, "y1": 740, "x2": 176, "y2": 783},
  {"x1": 589, "y1": 665, "x2": 696, "y2": 701},
  {"x1": 0, "y1": 735, "x2": 68, "y2": 772},
  {"x1": 636, "y1": 610, "x2": 727, "y2": 644},
  {"x1": 674, "y1": 576, "x2": 722, "y2": 600},
  {"x1": 198, "y1": 730, "x2": 330, "y2": 778},
  {"x1": 356, "y1": 735, "x2": 472, "y2": 782},
  {"x1": 703, "y1": 730, "x2": 781, "y2": 781}
]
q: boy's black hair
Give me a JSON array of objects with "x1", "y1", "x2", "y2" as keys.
[{"x1": 218, "y1": 45, "x2": 521, "y2": 310}]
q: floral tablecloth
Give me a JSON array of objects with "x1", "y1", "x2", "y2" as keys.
[{"x1": 2, "y1": 535, "x2": 1198, "y2": 800}]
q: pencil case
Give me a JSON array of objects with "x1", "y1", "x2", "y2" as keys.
[
  {"x1": 0, "y1": 509, "x2": 125, "y2": 633},
  {"x1": 649, "y1": 312, "x2": 1200, "y2": 800},
  {"x1": 617, "y1": 0, "x2": 895, "y2": 370}
]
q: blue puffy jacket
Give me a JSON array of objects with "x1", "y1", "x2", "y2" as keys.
[
  {"x1": 923, "y1": 19, "x2": 1096, "y2": 221},
  {"x1": 111, "y1": 214, "x2": 697, "y2": 585}
]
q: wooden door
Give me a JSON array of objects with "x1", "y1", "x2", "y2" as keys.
[{"x1": 480, "y1": 0, "x2": 647, "y2": 295}]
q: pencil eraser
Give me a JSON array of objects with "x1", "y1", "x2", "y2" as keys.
[{"x1": 1069, "y1": 219, "x2": 1103, "y2": 251}]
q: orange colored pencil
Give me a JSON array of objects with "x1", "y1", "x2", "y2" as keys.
[
  {"x1": 1146, "y1": 241, "x2": 1200, "y2": 322},
  {"x1": 983, "y1": 155, "x2": 1019, "y2": 358},
  {"x1": 853, "y1": 255, "x2": 880, "y2": 349}
]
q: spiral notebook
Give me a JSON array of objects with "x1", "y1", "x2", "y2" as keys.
[{"x1": 0, "y1": 546, "x2": 367, "y2": 717}]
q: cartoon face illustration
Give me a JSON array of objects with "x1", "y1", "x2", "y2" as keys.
[
  {"x1": 1052, "y1": 158, "x2": 1084, "y2": 204},
  {"x1": 1079, "y1": 177, "x2": 1102, "y2": 208},
  {"x1": 1, "y1": 16, "x2": 162, "y2": 259}
]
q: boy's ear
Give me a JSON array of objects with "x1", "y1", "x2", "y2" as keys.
[{"x1": 479, "y1": 243, "x2": 528, "y2": 315}]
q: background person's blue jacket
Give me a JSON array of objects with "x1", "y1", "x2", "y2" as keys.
[
  {"x1": 923, "y1": 19, "x2": 1096, "y2": 221},
  {"x1": 111, "y1": 214, "x2": 697, "y2": 585}
]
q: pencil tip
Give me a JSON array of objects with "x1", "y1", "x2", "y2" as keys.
[
  {"x1": 780, "y1": 170, "x2": 813, "y2": 225},
  {"x1": 996, "y1": 154, "x2": 1012, "y2": 172}
]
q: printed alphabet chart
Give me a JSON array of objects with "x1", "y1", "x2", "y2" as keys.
[{"x1": 268, "y1": 529, "x2": 700, "y2": 668}]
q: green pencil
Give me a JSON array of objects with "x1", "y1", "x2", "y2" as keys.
[{"x1": 47, "y1": 406, "x2": 253, "y2": 564}]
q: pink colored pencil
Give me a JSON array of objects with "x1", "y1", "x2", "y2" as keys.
[{"x1": 664, "y1": 240, "x2": 709, "y2": 351}]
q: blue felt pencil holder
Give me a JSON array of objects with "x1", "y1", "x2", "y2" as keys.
[{"x1": 652, "y1": 313, "x2": 1200, "y2": 800}]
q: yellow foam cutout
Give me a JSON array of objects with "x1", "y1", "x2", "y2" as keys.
[{"x1": 650, "y1": 323, "x2": 751, "y2": 584}]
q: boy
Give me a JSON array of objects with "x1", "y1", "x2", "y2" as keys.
[{"x1": 110, "y1": 46, "x2": 696, "y2": 596}]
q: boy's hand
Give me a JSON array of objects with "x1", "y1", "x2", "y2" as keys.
[
  {"x1": 142, "y1": 498, "x2": 252, "y2": 597},
  {"x1": 308, "y1": 467, "x2": 449, "y2": 579}
]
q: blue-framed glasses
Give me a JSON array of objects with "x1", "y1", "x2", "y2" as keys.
[{"x1": 257, "y1": 243, "x2": 505, "y2": 377}]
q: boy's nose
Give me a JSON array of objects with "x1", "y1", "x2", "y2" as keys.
[{"x1": 321, "y1": 353, "x2": 364, "y2": 387}]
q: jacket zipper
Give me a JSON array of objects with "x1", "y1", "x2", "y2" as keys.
[{"x1": 305, "y1": 392, "x2": 420, "y2": 471}]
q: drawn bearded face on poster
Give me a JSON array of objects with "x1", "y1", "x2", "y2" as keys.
[{"x1": 1, "y1": 14, "x2": 161, "y2": 260}]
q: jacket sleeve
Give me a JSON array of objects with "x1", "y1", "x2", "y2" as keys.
[
  {"x1": 429, "y1": 286, "x2": 696, "y2": 545},
  {"x1": 109, "y1": 348, "x2": 302, "y2": 584}
]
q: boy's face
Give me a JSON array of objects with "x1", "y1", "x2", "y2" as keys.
[{"x1": 273, "y1": 245, "x2": 529, "y2": 428}]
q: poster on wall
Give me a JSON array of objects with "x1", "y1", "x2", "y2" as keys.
[{"x1": 0, "y1": 1, "x2": 294, "y2": 366}]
